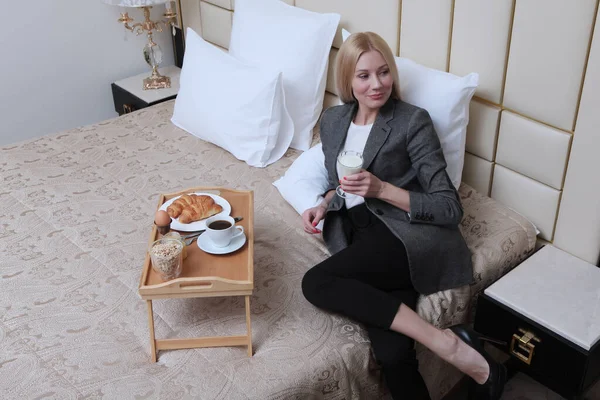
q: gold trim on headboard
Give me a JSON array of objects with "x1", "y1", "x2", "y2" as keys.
[
  {"x1": 396, "y1": 0, "x2": 403, "y2": 56},
  {"x1": 499, "y1": 0, "x2": 516, "y2": 106},
  {"x1": 445, "y1": 0, "x2": 456, "y2": 72},
  {"x1": 202, "y1": 1, "x2": 232, "y2": 12},
  {"x1": 559, "y1": 137, "x2": 575, "y2": 191},
  {"x1": 488, "y1": 162, "x2": 496, "y2": 198},
  {"x1": 572, "y1": 0, "x2": 600, "y2": 132},
  {"x1": 550, "y1": 191, "x2": 564, "y2": 241}
]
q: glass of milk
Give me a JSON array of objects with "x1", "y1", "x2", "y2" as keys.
[{"x1": 336, "y1": 150, "x2": 363, "y2": 198}]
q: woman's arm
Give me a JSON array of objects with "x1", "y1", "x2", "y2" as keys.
[
  {"x1": 320, "y1": 189, "x2": 337, "y2": 208},
  {"x1": 404, "y1": 108, "x2": 463, "y2": 226},
  {"x1": 377, "y1": 183, "x2": 410, "y2": 212}
]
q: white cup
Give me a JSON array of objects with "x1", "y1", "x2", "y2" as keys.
[{"x1": 204, "y1": 215, "x2": 244, "y2": 248}]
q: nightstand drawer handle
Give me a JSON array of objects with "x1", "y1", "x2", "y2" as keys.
[{"x1": 510, "y1": 328, "x2": 541, "y2": 365}]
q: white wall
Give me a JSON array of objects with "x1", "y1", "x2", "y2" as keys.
[{"x1": 0, "y1": 0, "x2": 174, "y2": 146}]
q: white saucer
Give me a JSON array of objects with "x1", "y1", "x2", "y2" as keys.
[{"x1": 197, "y1": 232, "x2": 247, "y2": 255}]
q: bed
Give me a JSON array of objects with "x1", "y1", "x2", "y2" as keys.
[{"x1": 0, "y1": 99, "x2": 536, "y2": 399}]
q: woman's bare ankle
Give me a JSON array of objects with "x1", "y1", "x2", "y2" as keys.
[
  {"x1": 440, "y1": 329, "x2": 489, "y2": 385},
  {"x1": 437, "y1": 329, "x2": 460, "y2": 360}
]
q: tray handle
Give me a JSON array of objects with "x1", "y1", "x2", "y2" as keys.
[
  {"x1": 180, "y1": 282, "x2": 214, "y2": 290},
  {"x1": 143, "y1": 277, "x2": 251, "y2": 292}
]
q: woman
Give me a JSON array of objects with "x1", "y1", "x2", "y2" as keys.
[{"x1": 301, "y1": 32, "x2": 506, "y2": 400}]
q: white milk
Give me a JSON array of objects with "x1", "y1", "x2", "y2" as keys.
[{"x1": 337, "y1": 154, "x2": 362, "y2": 178}]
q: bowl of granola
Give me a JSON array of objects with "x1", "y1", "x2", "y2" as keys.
[{"x1": 149, "y1": 237, "x2": 184, "y2": 280}]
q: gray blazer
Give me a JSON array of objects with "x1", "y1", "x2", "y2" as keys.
[{"x1": 320, "y1": 98, "x2": 473, "y2": 295}]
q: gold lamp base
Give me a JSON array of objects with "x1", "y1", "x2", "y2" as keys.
[{"x1": 144, "y1": 70, "x2": 171, "y2": 90}]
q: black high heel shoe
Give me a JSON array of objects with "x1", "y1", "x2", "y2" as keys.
[{"x1": 448, "y1": 324, "x2": 508, "y2": 400}]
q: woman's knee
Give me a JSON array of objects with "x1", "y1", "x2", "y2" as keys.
[{"x1": 301, "y1": 266, "x2": 326, "y2": 305}]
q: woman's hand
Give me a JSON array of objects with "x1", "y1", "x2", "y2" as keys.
[
  {"x1": 302, "y1": 202, "x2": 328, "y2": 234},
  {"x1": 340, "y1": 170, "x2": 386, "y2": 198}
]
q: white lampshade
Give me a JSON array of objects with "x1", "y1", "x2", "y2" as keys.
[{"x1": 103, "y1": 0, "x2": 170, "y2": 7}]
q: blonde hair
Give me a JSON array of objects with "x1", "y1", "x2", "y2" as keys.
[{"x1": 335, "y1": 32, "x2": 401, "y2": 104}]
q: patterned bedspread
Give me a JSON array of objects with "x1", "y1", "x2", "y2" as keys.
[{"x1": 0, "y1": 101, "x2": 536, "y2": 399}]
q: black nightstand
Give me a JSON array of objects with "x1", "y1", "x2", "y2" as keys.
[
  {"x1": 111, "y1": 65, "x2": 181, "y2": 116},
  {"x1": 474, "y1": 245, "x2": 600, "y2": 400}
]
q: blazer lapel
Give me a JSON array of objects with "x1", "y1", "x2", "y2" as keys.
[
  {"x1": 361, "y1": 99, "x2": 395, "y2": 171},
  {"x1": 331, "y1": 102, "x2": 357, "y2": 180}
]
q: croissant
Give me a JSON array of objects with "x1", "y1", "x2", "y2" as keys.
[
  {"x1": 167, "y1": 194, "x2": 196, "y2": 218},
  {"x1": 177, "y1": 195, "x2": 223, "y2": 224}
]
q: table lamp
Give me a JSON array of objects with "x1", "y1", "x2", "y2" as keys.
[{"x1": 104, "y1": 0, "x2": 177, "y2": 90}]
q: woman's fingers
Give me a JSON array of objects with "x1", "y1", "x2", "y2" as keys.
[
  {"x1": 341, "y1": 172, "x2": 369, "y2": 187},
  {"x1": 311, "y1": 210, "x2": 324, "y2": 233},
  {"x1": 302, "y1": 211, "x2": 313, "y2": 232},
  {"x1": 342, "y1": 188, "x2": 365, "y2": 197},
  {"x1": 341, "y1": 179, "x2": 369, "y2": 190},
  {"x1": 302, "y1": 210, "x2": 311, "y2": 224},
  {"x1": 341, "y1": 176, "x2": 370, "y2": 195},
  {"x1": 314, "y1": 209, "x2": 325, "y2": 223},
  {"x1": 303, "y1": 215, "x2": 312, "y2": 231},
  {"x1": 341, "y1": 179, "x2": 363, "y2": 187},
  {"x1": 302, "y1": 208, "x2": 321, "y2": 234},
  {"x1": 304, "y1": 221, "x2": 317, "y2": 233},
  {"x1": 341, "y1": 171, "x2": 366, "y2": 182},
  {"x1": 341, "y1": 186, "x2": 364, "y2": 196}
]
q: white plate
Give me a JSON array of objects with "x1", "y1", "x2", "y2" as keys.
[
  {"x1": 159, "y1": 192, "x2": 231, "y2": 232},
  {"x1": 197, "y1": 232, "x2": 247, "y2": 255}
]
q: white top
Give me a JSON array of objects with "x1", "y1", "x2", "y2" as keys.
[
  {"x1": 341, "y1": 122, "x2": 372, "y2": 209},
  {"x1": 113, "y1": 65, "x2": 181, "y2": 103},
  {"x1": 484, "y1": 245, "x2": 600, "y2": 350}
]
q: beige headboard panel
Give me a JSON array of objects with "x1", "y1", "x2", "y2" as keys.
[{"x1": 176, "y1": 0, "x2": 600, "y2": 265}]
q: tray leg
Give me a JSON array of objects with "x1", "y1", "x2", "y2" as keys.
[
  {"x1": 245, "y1": 295, "x2": 253, "y2": 357},
  {"x1": 147, "y1": 300, "x2": 157, "y2": 362}
]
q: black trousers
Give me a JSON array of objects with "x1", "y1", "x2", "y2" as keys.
[{"x1": 302, "y1": 204, "x2": 431, "y2": 400}]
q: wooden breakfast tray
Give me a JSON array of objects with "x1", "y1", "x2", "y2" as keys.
[
  {"x1": 138, "y1": 187, "x2": 254, "y2": 361},
  {"x1": 139, "y1": 187, "x2": 254, "y2": 299}
]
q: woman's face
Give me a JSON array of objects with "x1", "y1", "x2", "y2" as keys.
[{"x1": 352, "y1": 50, "x2": 393, "y2": 111}]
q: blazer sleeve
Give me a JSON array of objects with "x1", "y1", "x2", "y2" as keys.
[
  {"x1": 406, "y1": 108, "x2": 463, "y2": 227},
  {"x1": 319, "y1": 109, "x2": 339, "y2": 196}
]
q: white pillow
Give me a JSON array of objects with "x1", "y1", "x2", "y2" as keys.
[
  {"x1": 171, "y1": 28, "x2": 293, "y2": 168},
  {"x1": 229, "y1": 0, "x2": 340, "y2": 151},
  {"x1": 273, "y1": 143, "x2": 329, "y2": 216},
  {"x1": 342, "y1": 29, "x2": 478, "y2": 188},
  {"x1": 396, "y1": 58, "x2": 478, "y2": 188}
]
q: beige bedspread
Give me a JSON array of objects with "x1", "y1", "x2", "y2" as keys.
[{"x1": 0, "y1": 101, "x2": 536, "y2": 399}]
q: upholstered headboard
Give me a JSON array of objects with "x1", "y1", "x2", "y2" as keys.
[{"x1": 173, "y1": 0, "x2": 600, "y2": 265}]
